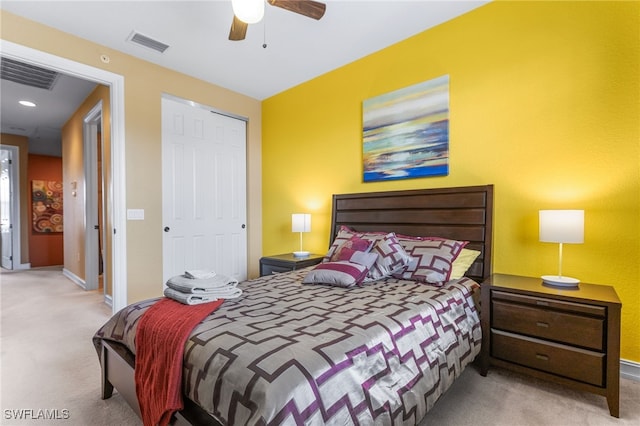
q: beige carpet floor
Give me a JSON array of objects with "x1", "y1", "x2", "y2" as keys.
[{"x1": 1, "y1": 267, "x2": 638, "y2": 426}]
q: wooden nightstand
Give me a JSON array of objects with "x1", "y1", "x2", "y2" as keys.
[
  {"x1": 480, "y1": 273, "x2": 621, "y2": 417},
  {"x1": 259, "y1": 253, "x2": 324, "y2": 276}
]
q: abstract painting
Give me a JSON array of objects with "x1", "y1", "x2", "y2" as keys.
[
  {"x1": 32, "y1": 180, "x2": 63, "y2": 233},
  {"x1": 363, "y1": 75, "x2": 449, "y2": 182}
]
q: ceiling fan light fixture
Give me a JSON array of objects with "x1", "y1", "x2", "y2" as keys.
[{"x1": 232, "y1": 0, "x2": 265, "y2": 24}]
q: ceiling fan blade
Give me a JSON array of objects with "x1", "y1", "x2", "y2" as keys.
[
  {"x1": 229, "y1": 15, "x2": 248, "y2": 41},
  {"x1": 268, "y1": 0, "x2": 326, "y2": 20}
]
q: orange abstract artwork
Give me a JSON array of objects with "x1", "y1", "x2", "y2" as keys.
[{"x1": 32, "y1": 180, "x2": 63, "y2": 233}]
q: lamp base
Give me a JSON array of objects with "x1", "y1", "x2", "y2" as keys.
[
  {"x1": 541, "y1": 275, "x2": 580, "y2": 287},
  {"x1": 293, "y1": 251, "x2": 310, "y2": 258}
]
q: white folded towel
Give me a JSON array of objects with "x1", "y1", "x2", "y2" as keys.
[
  {"x1": 164, "y1": 287, "x2": 218, "y2": 305},
  {"x1": 184, "y1": 269, "x2": 216, "y2": 279},
  {"x1": 203, "y1": 286, "x2": 243, "y2": 299},
  {"x1": 164, "y1": 285, "x2": 242, "y2": 305},
  {"x1": 167, "y1": 274, "x2": 239, "y2": 294}
]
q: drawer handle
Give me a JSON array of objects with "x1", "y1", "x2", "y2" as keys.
[
  {"x1": 536, "y1": 354, "x2": 549, "y2": 361},
  {"x1": 536, "y1": 301, "x2": 549, "y2": 306},
  {"x1": 536, "y1": 322, "x2": 550, "y2": 328}
]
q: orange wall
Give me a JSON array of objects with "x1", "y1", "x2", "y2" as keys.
[{"x1": 28, "y1": 154, "x2": 63, "y2": 267}]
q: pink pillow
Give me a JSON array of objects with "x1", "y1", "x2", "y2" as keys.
[
  {"x1": 324, "y1": 226, "x2": 386, "y2": 263},
  {"x1": 330, "y1": 236, "x2": 373, "y2": 262},
  {"x1": 392, "y1": 237, "x2": 468, "y2": 285}
]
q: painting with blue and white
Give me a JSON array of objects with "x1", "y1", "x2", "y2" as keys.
[{"x1": 363, "y1": 75, "x2": 449, "y2": 182}]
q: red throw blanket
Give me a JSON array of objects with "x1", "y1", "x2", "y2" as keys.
[{"x1": 134, "y1": 298, "x2": 224, "y2": 426}]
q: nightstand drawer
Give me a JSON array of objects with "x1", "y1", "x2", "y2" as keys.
[
  {"x1": 492, "y1": 300, "x2": 604, "y2": 350},
  {"x1": 492, "y1": 330, "x2": 604, "y2": 387},
  {"x1": 492, "y1": 291, "x2": 606, "y2": 317},
  {"x1": 481, "y1": 274, "x2": 621, "y2": 417}
]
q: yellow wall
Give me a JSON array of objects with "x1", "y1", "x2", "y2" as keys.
[
  {"x1": 263, "y1": 1, "x2": 639, "y2": 361},
  {"x1": 1, "y1": 11, "x2": 263, "y2": 303}
]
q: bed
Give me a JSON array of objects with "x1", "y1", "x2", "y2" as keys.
[{"x1": 94, "y1": 184, "x2": 494, "y2": 425}]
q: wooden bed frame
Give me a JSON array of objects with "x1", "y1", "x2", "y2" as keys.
[{"x1": 100, "y1": 184, "x2": 494, "y2": 425}]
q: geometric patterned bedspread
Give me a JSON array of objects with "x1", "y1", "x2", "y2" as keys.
[{"x1": 93, "y1": 269, "x2": 481, "y2": 425}]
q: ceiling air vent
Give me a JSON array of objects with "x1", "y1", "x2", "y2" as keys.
[
  {"x1": 127, "y1": 31, "x2": 170, "y2": 53},
  {"x1": 0, "y1": 57, "x2": 59, "y2": 90}
]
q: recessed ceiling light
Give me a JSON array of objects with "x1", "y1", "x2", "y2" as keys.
[{"x1": 19, "y1": 100, "x2": 37, "y2": 107}]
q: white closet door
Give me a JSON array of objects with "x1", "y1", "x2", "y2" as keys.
[{"x1": 161, "y1": 97, "x2": 247, "y2": 286}]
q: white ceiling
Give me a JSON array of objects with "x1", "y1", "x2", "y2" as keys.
[
  {"x1": 1, "y1": 74, "x2": 98, "y2": 156},
  {"x1": 0, "y1": 0, "x2": 489, "y2": 153}
]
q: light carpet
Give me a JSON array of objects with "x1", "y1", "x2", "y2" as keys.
[{"x1": 1, "y1": 268, "x2": 638, "y2": 425}]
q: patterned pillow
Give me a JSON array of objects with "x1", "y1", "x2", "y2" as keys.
[
  {"x1": 324, "y1": 226, "x2": 386, "y2": 262},
  {"x1": 364, "y1": 233, "x2": 413, "y2": 282},
  {"x1": 323, "y1": 226, "x2": 356, "y2": 262},
  {"x1": 345, "y1": 250, "x2": 378, "y2": 269},
  {"x1": 392, "y1": 237, "x2": 468, "y2": 285},
  {"x1": 330, "y1": 236, "x2": 373, "y2": 262},
  {"x1": 302, "y1": 261, "x2": 370, "y2": 288}
]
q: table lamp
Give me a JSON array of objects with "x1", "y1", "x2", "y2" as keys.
[
  {"x1": 539, "y1": 209, "x2": 584, "y2": 287},
  {"x1": 292, "y1": 213, "x2": 311, "y2": 258}
]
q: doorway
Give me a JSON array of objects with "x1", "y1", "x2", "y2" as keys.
[
  {"x1": 83, "y1": 102, "x2": 105, "y2": 292},
  {"x1": 0, "y1": 145, "x2": 20, "y2": 270},
  {"x1": 2, "y1": 40, "x2": 127, "y2": 313}
]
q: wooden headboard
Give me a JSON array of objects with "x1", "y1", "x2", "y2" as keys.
[{"x1": 329, "y1": 185, "x2": 494, "y2": 283}]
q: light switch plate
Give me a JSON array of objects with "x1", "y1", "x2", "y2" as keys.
[{"x1": 127, "y1": 209, "x2": 145, "y2": 220}]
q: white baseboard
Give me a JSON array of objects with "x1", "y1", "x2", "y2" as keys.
[
  {"x1": 104, "y1": 294, "x2": 113, "y2": 307},
  {"x1": 621, "y1": 359, "x2": 640, "y2": 382},
  {"x1": 16, "y1": 263, "x2": 31, "y2": 270},
  {"x1": 62, "y1": 268, "x2": 86, "y2": 289}
]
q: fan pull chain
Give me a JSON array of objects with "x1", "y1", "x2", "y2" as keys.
[{"x1": 262, "y1": 13, "x2": 268, "y2": 48}]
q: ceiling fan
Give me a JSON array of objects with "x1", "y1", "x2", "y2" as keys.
[{"x1": 229, "y1": 0, "x2": 327, "y2": 41}]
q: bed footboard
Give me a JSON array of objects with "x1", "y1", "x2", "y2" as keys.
[
  {"x1": 99, "y1": 340, "x2": 221, "y2": 426},
  {"x1": 100, "y1": 340, "x2": 141, "y2": 418}
]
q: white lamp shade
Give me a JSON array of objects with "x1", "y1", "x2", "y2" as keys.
[
  {"x1": 539, "y1": 210, "x2": 584, "y2": 244},
  {"x1": 292, "y1": 214, "x2": 311, "y2": 233},
  {"x1": 231, "y1": 0, "x2": 265, "y2": 24}
]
